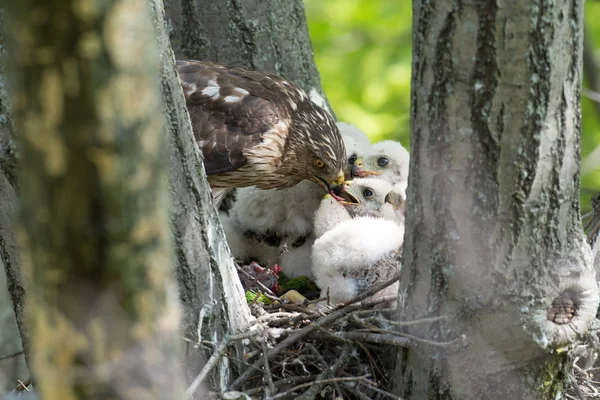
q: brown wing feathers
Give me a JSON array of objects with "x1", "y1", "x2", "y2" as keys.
[{"x1": 176, "y1": 60, "x2": 291, "y2": 176}]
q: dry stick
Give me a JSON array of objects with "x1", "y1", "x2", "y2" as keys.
[
  {"x1": 372, "y1": 314, "x2": 450, "y2": 327},
  {"x1": 267, "y1": 375, "x2": 372, "y2": 400},
  {"x1": 570, "y1": 373, "x2": 587, "y2": 400},
  {"x1": 236, "y1": 263, "x2": 279, "y2": 300},
  {"x1": 262, "y1": 339, "x2": 276, "y2": 396},
  {"x1": 368, "y1": 326, "x2": 467, "y2": 348},
  {"x1": 186, "y1": 330, "x2": 260, "y2": 396},
  {"x1": 0, "y1": 350, "x2": 24, "y2": 362},
  {"x1": 324, "y1": 332, "x2": 414, "y2": 347},
  {"x1": 296, "y1": 345, "x2": 352, "y2": 400},
  {"x1": 357, "y1": 380, "x2": 404, "y2": 400},
  {"x1": 229, "y1": 273, "x2": 401, "y2": 390},
  {"x1": 341, "y1": 383, "x2": 372, "y2": 400}
]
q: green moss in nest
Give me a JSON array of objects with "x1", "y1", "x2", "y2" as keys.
[
  {"x1": 277, "y1": 271, "x2": 319, "y2": 294},
  {"x1": 245, "y1": 290, "x2": 272, "y2": 305}
]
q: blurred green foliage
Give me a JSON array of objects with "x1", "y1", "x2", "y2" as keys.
[{"x1": 305, "y1": 0, "x2": 600, "y2": 215}]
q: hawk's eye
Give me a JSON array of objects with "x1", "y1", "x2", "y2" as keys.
[
  {"x1": 377, "y1": 157, "x2": 389, "y2": 167},
  {"x1": 348, "y1": 154, "x2": 357, "y2": 164},
  {"x1": 314, "y1": 159, "x2": 326, "y2": 169},
  {"x1": 363, "y1": 189, "x2": 374, "y2": 198}
]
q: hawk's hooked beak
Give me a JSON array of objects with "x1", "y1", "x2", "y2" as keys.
[
  {"x1": 313, "y1": 172, "x2": 346, "y2": 201},
  {"x1": 351, "y1": 157, "x2": 382, "y2": 178}
]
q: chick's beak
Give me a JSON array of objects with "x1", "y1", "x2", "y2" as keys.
[
  {"x1": 385, "y1": 192, "x2": 397, "y2": 210},
  {"x1": 351, "y1": 158, "x2": 381, "y2": 178}
]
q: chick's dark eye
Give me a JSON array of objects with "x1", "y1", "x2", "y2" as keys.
[
  {"x1": 377, "y1": 157, "x2": 389, "y2": 167},
  {"x1": 363, "y1": 189, "x2": 374, "y2": 198},
  {"x1": 348, "y1": 154, "x2": 357, "y2": 164}
]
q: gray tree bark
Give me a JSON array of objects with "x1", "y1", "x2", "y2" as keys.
[
  {"x1": 393, "y1": 1, "x2": 599, "y2": 399},
  {"x1": 163, "y1": 0, "x2": 333, "y2": 114},
  {"x1": 0, "y1": 7, "x2": 30, "y2": 389},
  {"x1": 2, "y1": 0, "x2": 185, "y2": 398},
  {"x1": 158, "y1": 0, "x2": 331, "y2": 394},
  {"x1": 148, "y1": 0, "x2": 254, "y2": 394}
]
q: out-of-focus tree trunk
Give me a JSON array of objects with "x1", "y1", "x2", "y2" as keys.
[
  {"x1": 0, "y1": 7, "x2": 30, "y2": 390},
  {"x1": 2, "y1": 0, "x2": 185, "y2": 398},
  {"x1": 393, "y1": 1, "x2": 598, "y2": 399},
  {"x1": 0, "y1": 171, "x2": 28, "y2": 392}
]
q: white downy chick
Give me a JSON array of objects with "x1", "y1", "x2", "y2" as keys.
[
  {"x1": 339, "y1": 124, "x2": 374, "y2": 180},
  {"x1": 313, "y1": 195, "x2": 352, "y2": 238},
  {"x1": 311, "y1": 217, "x2": 404, "y2": 308},
  {"x1": 353, "y1": 140, "x2": 410, "y2": 191},
  {"x1": 381, "y1": 183, "x2": 406, "y2": 226},
  {"x1": 341, "y1": 178, "x2": 394, "y2": 219},
  {"x1": 336, "y1": 122, "x2": 371, "y2": 148}
]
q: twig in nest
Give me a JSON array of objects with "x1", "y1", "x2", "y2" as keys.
[
  {"x1": 236, "y1": 263, "x2": 279, "y2": 300},
  {"x1": 313, "y1": 332, "x2": 414, "y2": 347},
  {"x1": 357, "y1": 380, "x2": 404, "y2": 400},
  {"x1": 296, "y1": 345, "x2": 352, "y2": 400},
  {"x1": 262, "y1": 339, "x2": 276, "y2": 396},
  {"x1": 267, "y1": 375, "x2": 372, "y2": 400},
  {"x1": 570, "y1": 373, "x2": 587, "y2": 400},
  {"x1": 373, "y1": 314, "x2": 450, "y2": 327},
  {"x1": 229, "y1": 273, "x2": 401, "y2": 390},
  {"x1": 250, "y1": 289, "x2": 263, "y2": 306},
  {"x1": 327, "y1": 286, "x2": 331, "y2": 307},
  {"x1": 186, "y1": 330, "x2": 260, "y2": 396},
  {"x1": 0, "y1": 350, "x2": 24, "y2": 362}
]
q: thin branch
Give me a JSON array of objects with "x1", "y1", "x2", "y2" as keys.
[
  {"x1": 228, "y1": 274, "x2": 401, "y2": 390},
  {"x1": 262, "y1": 339, "x2": 276, "y2": 396},
  {"x1": 266, "y1": 375, "x2": 372, "y2": 400},
  {"x1": 0, "y1": 350, "x2": 24, "y2": 362},
  {"x1": 236, "y1": 263, "x2": 279, "y2": 300},
  {"x1": 186, "y1": 330, "x2": 260, "y2": 396}
]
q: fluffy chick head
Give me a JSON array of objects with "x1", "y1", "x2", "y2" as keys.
[
  {"x1": 339, "y1": 177, "x2": 394, "y2": 218},
  {"x1": 382, "y1": 182, "x2": 406, "y2": 226},
  {"x1": 338, "y1": 123, "x2": 373, "y2": 180},
  {"x1": 352, "y1": 140, "x2": 410, "y2": 189}
]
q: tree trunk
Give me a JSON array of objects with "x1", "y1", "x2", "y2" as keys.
[
  {"x1": 0, "y1": 7, "x2": 30, "y2": 388},
  {"x1": 0, "y1": 170, "x2": 28, "y2": 391},
  {"x1": 2, "y1": 0, "x2": 185, "y2": 398},
  {"x1": 163, "y1": 0, "x2": 334, "y2": 114},
  {"x1": 158, "y1": 0, "x2": 331, "y2": 392},
  {"x1": 148, "y1": 0, "x2": 254, "y2": 392},
  {"x1": 393, "y1": 1, "x2": 598, "y2": 399}
]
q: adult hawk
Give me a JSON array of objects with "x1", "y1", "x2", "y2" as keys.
[{"x1": 176, "y1": 60, "x2": 347, "y2": 205}]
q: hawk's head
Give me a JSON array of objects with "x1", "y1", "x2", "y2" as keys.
[{"x1": 279, "y1": 97, "x2": 347, "y2": 195}]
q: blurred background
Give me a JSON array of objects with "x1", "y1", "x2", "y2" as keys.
[{"x1": 304, "y1": 0, "x2": 600, "y2": 216}]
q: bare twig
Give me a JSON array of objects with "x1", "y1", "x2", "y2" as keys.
[
  {"x1": 370, "y1": 314, "x2": 450, "y2": 327},
  {"x1": 570, "y1": 373, "x2": 587, "y2": 400},
  {"x1": 267, "y1": 375, "x2": 372, "y2": 400},
  {"x1": 186, "y1": 330, "x2": 260, "y2": 396},
  {"x1": 262, "y1": 339, "x2": 276, "y2": 396},
  {"x1": 229, "y1": 274, "x2": 400, "y2": 390},
  {"x1": 236, "y1": 263, "x2": 279, "y2": 300},
  {"x1": 296, "y1": 345, "x2": 352, "y2": 400},
  {"x1": 357, "y1": 380, "x2": 404, "y2": 400},
  {"x1": 0, "y1": 350, "x2": 24, "y2": 362}
]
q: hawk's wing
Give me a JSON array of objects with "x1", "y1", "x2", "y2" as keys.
[{"x1": 176, "y1": 60, "x2": 295, "y2": 176}]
